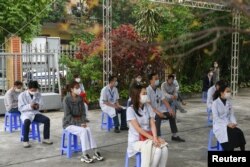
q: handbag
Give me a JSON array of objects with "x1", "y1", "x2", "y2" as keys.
[{"x1": 139, "y1": 130, "x2": 153, "y2": 141}]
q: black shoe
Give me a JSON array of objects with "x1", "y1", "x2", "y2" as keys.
[
  {"x1": 171, "y1": 136, "x2": 185, "y2": 142},
  {"x1": 120, "y1": 127, "x2": 129, "y2": 131},
  {"x1": 114, "y1": 127, "x2": 120, "y2": 133}
]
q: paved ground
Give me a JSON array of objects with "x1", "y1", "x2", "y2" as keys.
[{"x1": 0, "y1": 88, "x2": 249, "y2": 167}]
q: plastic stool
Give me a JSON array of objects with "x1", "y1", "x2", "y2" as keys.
[
  {"x1": 101, "y1": 112, "x2": 114, "y2": 132},
  {"x1": 61, "y1": 129, "x2": 82, "y2": 158},
  {"x1": 4, "y1": 112, "x2": 21, "y2": 133},
  {"x1": 20, "y1": 121, "x2": 41, "y2": 142},
  {"x1": 208, "y1": 129, "x2": 223, "y2": 151},
  {"x1": 125, "y1": 152, "x2": 141, "y2": 167}
]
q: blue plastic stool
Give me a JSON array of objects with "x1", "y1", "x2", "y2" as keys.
[
  {"x1": 207, "y1": 108, "x2": 213, "y2": 126},
  {"x1": 101, "y1": 112, "x2": 114, "y2": 132},
  {"x1": 125, "y1": 152, "x2": 141, "y2": 167},
  {"x1": 208, "y1": 129, "x2": 223, "y2": 151},
  {"x1": 61, "y1": 129, "x2": 82, "y2": 158},
  {"x1": 202, "y1": 91, "x2": 207, "y2": 103},
  {"x1": 4, "y1": 112, "x2": 21, "y2": 133},
  {"x1": 20, "y1": 121, "x2": 41, "y2": 142}
]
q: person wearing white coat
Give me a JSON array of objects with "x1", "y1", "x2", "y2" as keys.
[
  {"x1": 63, "y1": 81, "x2": 104, "y2": 163},
  {"x1": 18, "y1": 81, "x2": 53, "y2": 148},
  {"x1": 212, "y1": 84, "x2": 246, "y2": 151},
  {"x1": 127, "y1": 84, "x2": 168, "y2": 167},
  {"x1": 207, "y1": 80, "x2": 225, "y2": 124},
  {"x1": 99, "y1": 76, "x2": 128, "y2": 133}
]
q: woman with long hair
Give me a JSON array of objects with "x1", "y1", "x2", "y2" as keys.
[
  {"x1": 63, "y1": 81, "x2": 104, "y2": 163},
  {"x1": 212, "y1": 83, "x2": 246, "y2": 151},
  {"x1": 127, "y1": 84, "x2": 168, "y2": 167}
]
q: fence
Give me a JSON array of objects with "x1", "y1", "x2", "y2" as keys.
[{"x1": 0, "y1": 53, "x2": 60, "y2": 96}]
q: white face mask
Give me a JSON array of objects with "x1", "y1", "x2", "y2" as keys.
[
  {"x1": 29, "y1": 91, "x2": 37, "y2": 95},
  {"x1": 140, "y1": 95, "x2": 148, "y2": 104},
  {"x1": 15, "y1": 88, "x2": 22, "y2": 92},
  {"x1": 214, "y1": 64, "x2": 218, "y2": 68},
  {"x1": 209, "y1": 72, "x2": 213, "y2": 76},
  {"x1": 75, "y1": 78, "x2": 81, "y2": 83},
  {"x1": 136, "y1": 78, "x2": 142, "y2": 82},
  {"x1": 73, "y1": 88, "x2": 81, "y2": 95},
  {"x1": 224, "y1": 92, "x2": 231, "y2": 99},
  {"x1": 114, "y1": 81, "x2": 118, "y2": 87},
  {"x1": 155, "y1": 80, "x2": 160, "y2": 86}
]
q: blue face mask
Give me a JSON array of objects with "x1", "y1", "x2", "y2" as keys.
[{"x1": 155, "y1": 80, "x2": 160, "y2": 86}]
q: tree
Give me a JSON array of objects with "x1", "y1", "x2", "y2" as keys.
[
  {"x1": 0, "y1": 0, "x2": 52, "y2": 43},
  {"x1": 133, "y1": 0, "x2": 163, "y2": 41},
  {"x1": 111, "y1": 24, "x2": 164, "y2": 89}
]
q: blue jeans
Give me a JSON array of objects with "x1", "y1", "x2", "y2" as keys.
[
  {"x1": 23, "y1": 114, "x2": 50, "y2": 142},
  {"x1": 113, "y1": 108, "x2": 127, "y2": 128}
]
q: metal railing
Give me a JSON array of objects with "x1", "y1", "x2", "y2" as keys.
[{"x1": 0, "y1": 53, "x2": 60, "y2": 96}]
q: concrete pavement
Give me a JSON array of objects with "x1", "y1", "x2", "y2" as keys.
[{"x1": 0, "y1": 88, "x2": 249, "y2": 167}]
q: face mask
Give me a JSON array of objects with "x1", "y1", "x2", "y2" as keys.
[
  {"x1": 224, "y1": 92, "x2": 231, "y2": 99},
  {"x1": 136, "y1": 78, "x2": 142, "y2": 82},
  {"x1": 114, "y1": 81, "x2": 118, "y2": 87},
  {"x1": 73, "y1": 88, "x2": 81, "y2": 95},
  {"x1": 15, "y1": 88, "x2": 22, "y2": 93},
  {"x1": 75, "y1": 78, "x2": 81, "y2": 83},
  {"x1": 29, "y1": 91, "x2": 37, "y2": 95},
  {"x1": 140, "y1": 95, "x2": 148, "y2": 104},
  {"x1": 214, "y1": 64, "x2": 218, "y2": 68},
  {"x1": 155, "y1": 80, "x2": 160, "y2": 86},
  {"x1": 209, "y1": 72, "x2": 213, "y2": 76}
]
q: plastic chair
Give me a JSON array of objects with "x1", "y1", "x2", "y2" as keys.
[
  {"x1": 4, "y1": 112, "x2": 21, "y2": 133},
  {"x1": 101, "y1": 112, "x2": 114, "y2": 132},
  {"x1": 208, "y1": 129, "x2": 223, "y2": 151},
  {"x1": 61, "y1": 129, "x2": 82, "y2": 158},
  {"x1": 125, "y1": 152, "x2": 141, "y2": 167},
  {"x1": 20, "y1": 121, "x2": 41, "y2": 142}
]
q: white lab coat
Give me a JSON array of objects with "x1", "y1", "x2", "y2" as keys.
[
  {"x1": 18, "y1": 90, "x2": 44, "y2": 122},
  {"x1": 99, "y1": 85, "x2": 118, "y2": 118},
  {"x1": 207, "y1": 85, "x2": 216, "y2": 110},
  {"x1": 212, "y1": 98, "x2": 237, "y2": 143}
]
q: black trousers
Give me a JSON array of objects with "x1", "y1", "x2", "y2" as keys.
[
  {"x1": 23, "y1": 114, "x2": 50, "y2": 142},
  {"x1": 113, "y1": 108, "x2": 127, "y2": 128},
  {"x1": 221, "y1": 127, "x2": 246, "y2": 151},
  {"x1": 155, "y1": 112, "x2": 178, "y2": 136}
]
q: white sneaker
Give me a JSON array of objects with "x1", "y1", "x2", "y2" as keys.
[
  {"x1": 23, "y1": 142, "x2": 31, "y2": 148},
  {"x1": 42, "y1": 139, "x2": 53, "y2": 145},
  {"x1": 93, "y1": 152, "x2": 104, "y2": 161},
  {"x1": 81, "y1": 154, "x2": 94, "y2": 163}
]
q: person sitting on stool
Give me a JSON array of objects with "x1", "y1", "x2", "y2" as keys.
[
  {"x1": 212, "y1": 83, "x2": 246, "y2": 151},
  {"x1": 18, "y1": 81, "x2": 53, "y2": 148},
  {"x1": 4, "y1": 81, "x2": 23, "y2": 114},
  {"x1": 99, "y1": 75, "x2": 128, "y2": 133}
]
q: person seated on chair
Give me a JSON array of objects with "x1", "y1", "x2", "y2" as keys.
[
  {"x1": 4, "y1": 81, "x2": 23, "y2": 114},
  {"x1": 207, "y1": 80, "x2": 225, "y2": 123},
  {"x1": 99, "y1": 75, "x2": 128, "y2": 133},
  {"x1": 212, "y1": 83, "x2": 246, "y2": 151},
  {"x1": 18, "y1": 81, "x2": 53, "y2": 148},
  {"x1": 63, "y1": 81, "x2": 104, "y2": 163},
  {"x1": 161, "y1": 74, "x2": 187, "y2": 114},
  {"x1": 147, "y1": 72, "x2": 185, "y2": 142},
  {"x1": 127, "y1": 84, "x2": 168, "y2": 167}
]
